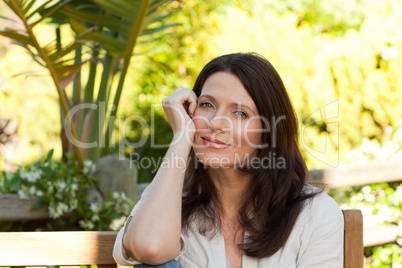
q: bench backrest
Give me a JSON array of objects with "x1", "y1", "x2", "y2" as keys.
[
  {"x1": 0, "y1": 231, "x2": 117, "y2": 268},
  {"x1": 343, "y1": 209, "x2": 364, "y2": 268},
  {"x1": 0, "y1": 210, "x2": 363, "y2": 267}
]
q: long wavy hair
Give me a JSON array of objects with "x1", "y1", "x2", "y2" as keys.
[{"x1": 181, "y1": 52, "x2": 318, "y2": 258}]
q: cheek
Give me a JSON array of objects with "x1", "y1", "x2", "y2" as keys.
[
  {"x1": 246, "y1": 132, "x2": 261, "y2": 147},
  {"x1": 193, "y1": 117, "x2": 207, "y2": 130},
  {"x1": 193, "y1": 110, "x2": 209, "y2": 130},
  {"x1": 241, "y1": 123, "x2": 262, "y2": 147}
]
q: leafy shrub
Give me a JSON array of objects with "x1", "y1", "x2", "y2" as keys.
[{"x1": 0, "y1": 150, "x2": 133, "y2": 231}]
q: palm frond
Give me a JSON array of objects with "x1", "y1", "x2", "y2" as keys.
[
  {"x1": 0, "y1": 28, "x2": 34, "y2": 46},
  {"x1": 31, "y1": 0, "x2": 72, "y2": 27},
  {"x1": 61, "y1": 5, "x2": 132, "y2": 33},
  {"x1": 140, "y1": 23, "x2": 179, "y2": 36},
  {"x1": 26, "y1": 0, "x2": 53, "y2": 20},
  {"x1": 61, "y1": 0, "x2": 174, "y2": 57},
  {"x1": 69, "y1": 18, "x2": 126, "y2": 56},
  {"x1": 91, "y1": 0, "x2": 140, "y2": 19}
]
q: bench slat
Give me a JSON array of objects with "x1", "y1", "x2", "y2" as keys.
[
  {"x1": 363, "y1": 223, "x2": 399, "y2": 247},
  {"x1": 0, "y1": 231, "x2": 117, "y2": 266},
  {"x1": 343, "y1": 210, "x2": 363, "y2": 268},
  {"x1": 308, "y1": 160, "x2": 402, "y2": 187}
]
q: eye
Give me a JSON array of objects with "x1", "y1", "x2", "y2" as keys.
[
  {"x1": 235, "y1": 110, "x2": 248, "y2": 118},
  {"x1": 199, "y1": 102, "x2": 213, "y2": 108}
]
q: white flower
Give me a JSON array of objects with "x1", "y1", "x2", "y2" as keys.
[
  {"x1": 91, "y1": 214, "x2": 100, "y2": 222},
  {"x1": 79, "y1": 220, "x2": 95, "y2": 230},
  {"x1": 26, "y1": 171, "x2": 41, "y2": 183},
  {"x1": 84, "y1": 159, "x2": 93, "y2": 167},
  {"x1": 109, "y1": 216, "x2": 127, "y2": 231},
  {"x1": 57, "y1": 181, "x2": 67, "y2": 191},
  {"x1": 59, "y1": 203, "x2": 69, "y2": 213},
  {"x1": 355, "y1": 193, "x2": 364, "y2": 201},
  {"x1": 89, "y1": 202, "x2": 101, "y2": 213},
  {"x1": 69, "y1": 199, "x2": 78, "y2": 210},
  {"x1": 362, "y1": 186, "x2": 371, "y2": 195},
  {"x1": 112, "y1": 191, "x2": 120, "y2": 199},
  {"x1": 29, "y1": 186, "x2": 36, "y2": 195},
  {"x1": 18, "y1": 189, "x2": 29, "y2": 200},
  {"x1": 364, "y1": 193, "x2": 375, "y2": 203},
  {"x1": 113, "y1": 191, "x2": 127, "y2": 200},
  {"x1": 83, "y1": 160, "x2": 96, "y2": 174},
  {"x1": 48, "y1": 206, "x2": 61, "y2": 219},
  {"x1": 48, "y1": 202, "x2": 70, "y2": 219},
  {"x1": 71, "y1": 183, "x2": 79, "y2": 191}
]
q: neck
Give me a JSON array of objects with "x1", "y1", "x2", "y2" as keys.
[{"x1": 208, "y1": 167, "x2": 251, "y2": 218}]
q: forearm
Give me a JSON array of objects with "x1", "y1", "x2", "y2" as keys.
[{"x1": 123, "y1": 138, "x2": 191, "y2": 263}]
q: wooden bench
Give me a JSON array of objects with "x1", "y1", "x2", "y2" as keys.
[
  {"x1": 343, "y1": 209, "x2": 363, "y2": 268},
  {"x1": 0, "y1": 231, "x2": 117, "y2": 268},
  {"x1": 0, "y1": 209, "x2": 362, "y2": 268}
]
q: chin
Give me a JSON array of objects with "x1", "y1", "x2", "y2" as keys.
[{"x1": 193, "y1": 152, "x2": 232, "y2": 169}]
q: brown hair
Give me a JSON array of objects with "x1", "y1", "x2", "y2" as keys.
[{"x1": 181, "y1": 52, "x2": 319, "y2": 257}]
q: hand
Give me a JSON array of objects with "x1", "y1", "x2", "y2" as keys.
[{"x1": 162, "y1": 86, "x2": 198, "y2": 143}]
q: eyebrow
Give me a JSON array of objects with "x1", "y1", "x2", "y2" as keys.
[{"x1": 198, "y1": 94, "x2": 256, "y2": 113}]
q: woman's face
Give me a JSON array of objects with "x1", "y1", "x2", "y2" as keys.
[{"x1": 193, "y1": 71, "x2": 263, "y2": 168}]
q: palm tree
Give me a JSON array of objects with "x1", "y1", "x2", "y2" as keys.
[{"x1": 0, "y1": 0, "x2": 177, "y2": 166}]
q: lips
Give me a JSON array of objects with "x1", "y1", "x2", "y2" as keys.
[
  {"x1": 201, "y1": 136, "x2": 230, "y2": 149},
  {"x1": 202, "y1": 136, "x2": 228, "y2": 145}
]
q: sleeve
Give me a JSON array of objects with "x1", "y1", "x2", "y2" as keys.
[
  {"x1": 112, "y1": 185, "x2": 186, "y2": 266},
  {"x1": 297, "y1": 192, "x2": 344, "y2": 268}
]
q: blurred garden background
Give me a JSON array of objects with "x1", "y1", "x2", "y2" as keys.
[{"x1": 0, "y1": 0, "x2": 401, "y2": 266}]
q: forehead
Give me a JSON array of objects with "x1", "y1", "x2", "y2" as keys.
[{"x1": 200, "y1": 72, "x2": 257, "y2": 108}]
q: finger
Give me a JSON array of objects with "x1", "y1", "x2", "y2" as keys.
[
  {"x1": 188, "y1": 100, "x2": 197, "y2": 118},
  {"x1": 187, "y1": 91, "x2": 198, "y2": 117},
  {"x1": 177, "y1": 89, "x2": 197, "y2": 110},
  {"x1": 173, "y1": 86, "x2": 189, "y2": 94}
]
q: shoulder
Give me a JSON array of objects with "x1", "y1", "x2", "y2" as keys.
[
  {"x1": 298, "y1": 184, "x2": 344, "y2": 228},
  {"x1": 303, "y1": 183, "x2": 340, "y2": 209},
  {"x1": 291, "y1": 185, "x2": 344, "y2": 266}
]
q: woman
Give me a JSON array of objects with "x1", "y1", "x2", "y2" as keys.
[{"x1": 113, "y1": 52, "x2": 344, "y2": 267}]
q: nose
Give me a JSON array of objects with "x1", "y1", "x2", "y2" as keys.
[{"x1": 208, "y1": 113, "x2": 230, "y2": 133}]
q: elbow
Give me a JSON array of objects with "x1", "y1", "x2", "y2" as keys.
[
  {"x1": 136, "y1": 245, "x2": 169, "y2": 265},
  {"x1": 123, "y1": 233, "x2": 177, "y2": 265}
]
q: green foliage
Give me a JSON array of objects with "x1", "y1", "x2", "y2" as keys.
[
  {"x1": 367, "y1": 244, "x2": 402, "y2": 267},
  {"x1": 0, "y1": 150, "x2": 133, "y2": 231},
  {"x1": 240, "y1": 0, "x2": 365, "y2": 35}
]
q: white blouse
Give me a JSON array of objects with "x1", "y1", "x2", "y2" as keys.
[{"x1": 113, "y1": 184, "x2": 344, "y2": 267}]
